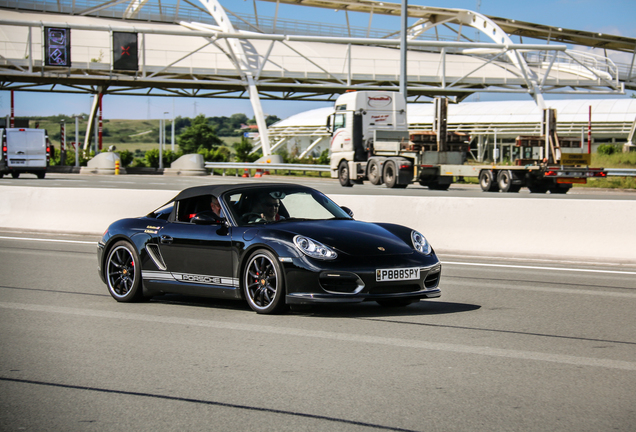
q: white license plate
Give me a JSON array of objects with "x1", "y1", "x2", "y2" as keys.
[
  {"x1": 376, "y1": 267, "x2": 420, "y2": 282},
  {"x1": 10, "y1": 159, "x2": 25, "y2": 164}
]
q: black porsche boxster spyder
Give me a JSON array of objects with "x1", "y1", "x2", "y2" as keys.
[{"x1": 97, "y1": 183, "x2": 441, "y2": 314}]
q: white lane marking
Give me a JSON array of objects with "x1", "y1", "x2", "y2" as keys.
[
  {"x1": 441, "y1": 261, "x2": 636, "y2": 275},
  {"x1": 0, "y1": 236, "x2": 96, "y2": 245},
  {"x1": 2, "y1": 301, "x2": 635, "y2": 371},
  {"x1": 443, "y1": 278, "x2": 636, "y2": 298}
]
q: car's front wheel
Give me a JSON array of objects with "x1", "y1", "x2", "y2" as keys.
[
  {"x1": 243, "y1": 249, "x2": 287, "y2": 314},
  {"x1": 105, "y1": 241, "x2": 144, "y2": 302}
]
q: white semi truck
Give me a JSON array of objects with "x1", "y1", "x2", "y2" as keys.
[
  {"x1": 0, "y1": 128, "x2": 50, "y2": 179},
  {"x1": 327, "y1": 91, "x2": 606, "y2": 193}
]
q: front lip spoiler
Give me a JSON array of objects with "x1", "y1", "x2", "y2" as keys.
[{"x1": 286, "y1": 287, "x2": 441, "y2": 304}]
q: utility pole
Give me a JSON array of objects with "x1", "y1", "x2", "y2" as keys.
[{"x1": 399, "y1": 0, "x2": 408, "y2": 103}]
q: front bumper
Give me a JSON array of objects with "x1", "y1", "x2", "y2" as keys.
[{"x1": 284, "y1": 255, "x2": 442, "y2": 304}]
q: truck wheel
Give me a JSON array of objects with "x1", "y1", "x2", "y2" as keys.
[
  {"x1": 37, "y1": 172, "x2": 46, "y2": 179},
  {"x1": 528, "y1": 186, "x2": 548, "y2": 193},
  {"x1": 338, "y1": 161, "x2": 353, "y2": 187},
  {"x1": 383, "y1": 160, "x2": 399, "y2": 188},
  {"x1": 479, "y1": 170, "x2": 499, "y2": 192},
  {"x1": 11, "y1": 172, "x2": 19, "y2": 179},
  {"x1": 549, "y1": 184, "x2": 571, "y2": 194},
  {"x1": 428, "y1": 182, "x2": 451, "y2": 191},
  {"x1": 497, "y1": 170, "x2": 520, "y2": 193},
  {"x1": 367, "y1": 159, "x2": 383, "y2": 185}
]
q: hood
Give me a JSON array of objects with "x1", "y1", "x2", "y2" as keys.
[{"x1": 269, "y1": 219, "x2": 414, "y2": 256}]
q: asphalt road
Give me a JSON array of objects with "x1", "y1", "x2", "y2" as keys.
[
  {"x1": 1, "y1": 233, "x2": 635, "y2": 431},
  {"x1": 2, "y1": 172, "x2": 636, "y2": 200}
]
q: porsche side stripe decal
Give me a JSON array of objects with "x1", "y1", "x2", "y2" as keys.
[
  {"x1": 143, "y1": 271, "x2": 239, "y2": 287},
  {"x1": 143, "y1": 271, "x2": 174, "y2": 281}
]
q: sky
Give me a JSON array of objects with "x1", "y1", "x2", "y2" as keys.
[{"x1": 1, "y1": 0, "x2": 634, "y2": 121}]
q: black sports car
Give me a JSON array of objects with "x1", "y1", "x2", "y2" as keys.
[{"x1": 97, "y1": 183, "x2": 441, "y2": 314}]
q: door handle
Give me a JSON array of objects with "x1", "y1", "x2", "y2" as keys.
[{"x1": 160, "y1": 235, "x2": 173, "y2": 244}]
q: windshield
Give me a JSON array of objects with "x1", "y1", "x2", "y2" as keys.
[{"x1": 223, "y1": 186, "x2": 352, "y2": 226}]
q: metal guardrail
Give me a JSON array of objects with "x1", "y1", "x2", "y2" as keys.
[
  {"x1": 204, "y1": 162, "x2": 330, "y2": 176},
  {"x1": 205, "y1": 162, "x2": 636, "y2": 177},
  {"x1": 604, "y1": 168, "x2": 636, "y2": 177}
]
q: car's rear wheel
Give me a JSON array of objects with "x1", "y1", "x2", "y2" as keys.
[
  {"x1": 105, "y1": 241, "x2": 144, "y2": 302},
  {"x1": 376, "y1": 299, "x2": 416, "y2": 307},
  {"x1": 11, "y1": 172, "x2": 19, "y2": 179},
  {"x1": 243, "y1": 249, "x2": 287, "y2": 314}
]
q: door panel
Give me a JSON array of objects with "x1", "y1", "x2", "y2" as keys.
[{"x1": 158, "y1": 222, "x2": 235, "y2": 289}]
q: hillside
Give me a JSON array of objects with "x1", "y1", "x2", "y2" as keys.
[{"x1": 15, "y1": 114, "x2": 279, "y2": 152}]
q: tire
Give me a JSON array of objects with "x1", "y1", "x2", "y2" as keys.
[
  {"x1": 479, "y1": 170, "x2": 499, "y2": 192},
  {"x1": 427, "y1": 181, "x2": 451, "y2": 191},
  {"x1": 338, "y1": 160, "x2": 353, "y2": 187},
  {"x1": 367, "y1": 159, "x2": 383, "y2": 185},
  {"x1": 11, "y1": 172, "x2": 19, "y2": 179},
  {"x1": 376, "y1": 299, "x2": 416, "y2": 307},
  {"x1": 383, "y1": 160, "x2": 398, "y2": 188},
  {"x1": 528, "y1": 182, "x2": 549, "y2": 193},
  {"x1": 497, "y1": 170, "x2": 520, "y2": 193},
  {"x1": 37, "y1": 171, "x2": 46, "y2": 179},
  {"x1": 243, "y1": 249, "x2": 287, "y2": 314},
  {"x1": 105, "y1": 241, "x2": 144, "y2": 302},
  {"x1": 549, "y1": 184, "x2": 571, "y2": 194}
]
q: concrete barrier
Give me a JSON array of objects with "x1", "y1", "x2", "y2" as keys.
[
  {"x1": 333, "y1": 195, "x2": 636, "y2": 264},
  {"x1": 1, "y1": 186, "x2": 634, "y2": 263}
]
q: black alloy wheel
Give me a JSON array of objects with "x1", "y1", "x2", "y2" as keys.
[
  {"x1": 105, "y1": 241, "x2": 143, "y2": 302},
  {"x1": 244, "y1": 250, "x2": 286, "y2": 314}
]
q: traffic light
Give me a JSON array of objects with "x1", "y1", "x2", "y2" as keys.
[
  {"x1": 113, "y1": 32, "x2": 138, "y2": 71},
  {"x1": 44, "y1": 27, "x2": 71, "y2": 67}
]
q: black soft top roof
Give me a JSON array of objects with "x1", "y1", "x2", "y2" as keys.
[{"x1": 170, "y1": 182, "x2": 313, "y2": 202}]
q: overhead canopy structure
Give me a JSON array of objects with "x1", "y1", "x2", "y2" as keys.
[
  {"x1": 0, "y1": 0, "x2": 632, "y2": 154},
  {"x1": 267, "y1": 98, "x2": 636, "y2": 160},
  {"x1": 261, "y1": 0, "x2": 636, "y2": 53}
]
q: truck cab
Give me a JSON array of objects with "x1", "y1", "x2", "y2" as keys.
[
  {"x1": 327, "y1": 91, "x2": 408, "y2": 186},
  {"x1": 1, "y1": 128, "x2": 50, "y2": 179}
]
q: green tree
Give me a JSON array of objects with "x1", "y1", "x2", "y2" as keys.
[
  {"x1": 265, "y1": 115, "x2": 281, "y2": 126},
  {"x1": 233, "y1": 137, "x2": 260, "y2": 162},
  {"x1": 177, "y1": 114, "x2": 223, "y2": 153}
]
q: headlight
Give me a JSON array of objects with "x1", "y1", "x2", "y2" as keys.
[
  {"x1": 294, "y1": 235, "x2": 338, "y2": 260},
  {"x1": 412, "y1": 230, "x2": 432, "y2": 255}
]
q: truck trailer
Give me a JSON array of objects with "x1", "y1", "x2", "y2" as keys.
[{"x1": 327, "y1": 91, "x2": 605, "y2": 193}]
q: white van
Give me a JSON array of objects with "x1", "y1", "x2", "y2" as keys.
[{"x1": 0, "y1": 128, "x2": 50, "y2": 179}]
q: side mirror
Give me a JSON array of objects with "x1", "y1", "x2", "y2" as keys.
[
  {"x1": 326, "y1": 114, "x2": 333, "y2": 134},
  {"x1": 340, "y1": 206, "x2": 354, "y2": 218},
  {"x1": 191, "y1": 213, "x2": 222, "y2": 225}
]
